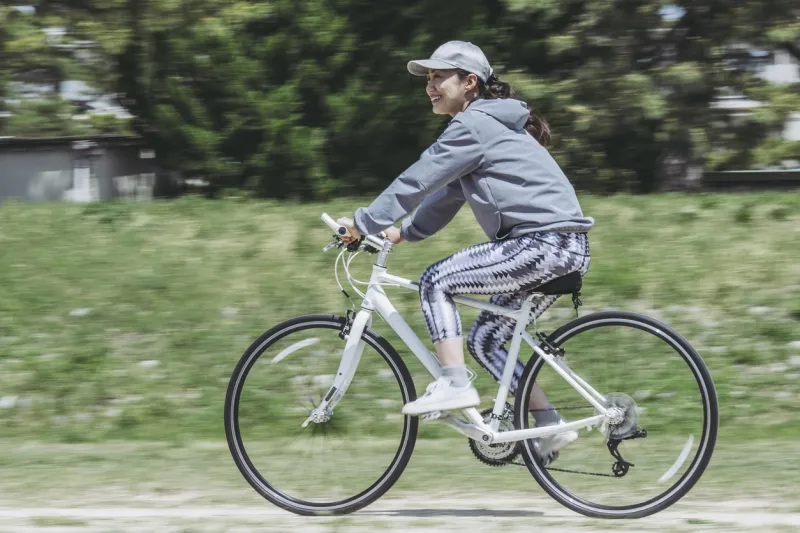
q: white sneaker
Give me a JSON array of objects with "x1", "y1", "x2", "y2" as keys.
[
  {"x1": 535, "y1": 420, "x2": 578, "y2": 465},
  {"x1": 402, "y1": 377, "x2": 480, "y2": 415}
]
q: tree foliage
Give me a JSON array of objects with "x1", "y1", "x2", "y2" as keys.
[
  {"x1": 0, "y1": 3, "x2": 131, "y2": 137},
  {"x1": 1, "y1": 1, "x2": 798, "y2": 194}
]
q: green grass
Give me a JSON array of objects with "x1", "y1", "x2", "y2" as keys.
[
  {"x1": 0, "y1": 192, "x2": 798, "y2": 442},
  {"x1": 2, "y1": 437, "x2": 799, "y2": 506}
]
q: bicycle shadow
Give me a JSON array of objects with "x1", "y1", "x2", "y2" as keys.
[{"x1": 362, "y1": 508, "x2": 544, "y2": 518}]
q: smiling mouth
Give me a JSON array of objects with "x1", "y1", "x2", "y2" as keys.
[{"x1": 430, "y1": 96, "x2": 441, "y2": 103}]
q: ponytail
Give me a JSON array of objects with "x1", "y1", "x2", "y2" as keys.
[{"x1": 457, "y1": 70, "x2": 552, "y2": 146}]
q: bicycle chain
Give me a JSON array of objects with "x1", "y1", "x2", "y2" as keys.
[
  {"x1": 506, "y1": 454, "x2": 625, "y2": 477},
  {"x1": 482, "y1": 403, "x2": 625, "y2": 477}
]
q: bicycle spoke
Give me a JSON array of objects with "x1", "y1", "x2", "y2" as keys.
[
  {"x1": 515, "y1": 312, "x2": 717, "y2": 518},
  {"x1": 226, "y1": 316, "x2": 417, "y2": 513}
]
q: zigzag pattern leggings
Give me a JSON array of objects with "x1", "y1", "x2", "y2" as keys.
[{"x1": 418, "y1": 232, "x2": 590, "y2": 394}]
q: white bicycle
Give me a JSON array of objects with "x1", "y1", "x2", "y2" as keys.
[{"x1": 225, "y1": 214, "x2": 718, "y2": 518}]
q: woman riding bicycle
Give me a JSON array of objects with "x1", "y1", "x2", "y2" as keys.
[{"x1": 337, "y1": 41, "x2": 593, "y2": 461}]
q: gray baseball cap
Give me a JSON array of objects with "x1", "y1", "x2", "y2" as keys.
[{"x1": 407, "y1": 41, "x2": 494, "y2": 83}]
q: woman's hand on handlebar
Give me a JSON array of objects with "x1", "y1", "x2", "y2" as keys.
[
  {"x1": 335, "y1": 216, "x2": 404, "y2": 245},
  {"x1": 336, "y1": 217, "x2": 361, "y2": 244},
  {"x1": 384, "y1": 226, "x2": 405, "y2": 244}
]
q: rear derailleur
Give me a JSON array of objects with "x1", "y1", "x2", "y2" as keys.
[{"x1": 607, "y1": 428, "x2": 648, "y2": 477}]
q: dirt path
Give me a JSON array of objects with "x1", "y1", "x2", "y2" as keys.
[
  {"x1": 4, "y1": 439, "x2": 800, "y2": 532},
  {"x1": 2, "y1": 495, "x2": 799, "y2": 532}
]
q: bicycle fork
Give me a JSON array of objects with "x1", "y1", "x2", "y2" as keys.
[{"x1": 301, "y1": 309, "x2": 371, "y2": 427}]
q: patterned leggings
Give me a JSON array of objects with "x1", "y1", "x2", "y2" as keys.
[{"x1": 419, "y1": 232, "x2": 590, "y2": 394}]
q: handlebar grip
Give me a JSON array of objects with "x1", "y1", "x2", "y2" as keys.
[
  {"x1": 320, "y1": 213, "x2": 386, "y2": 250},
  {"x1": 320, "y1": 213, "x2": 350, "y2": 237}
]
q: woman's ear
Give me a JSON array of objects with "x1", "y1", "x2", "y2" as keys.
[
  {"x1": 469, "y1": 73, "x2": 480, "y2": 91},
  {"x1": 462, "y1": 72, "x2": 479, "y2": 96}
]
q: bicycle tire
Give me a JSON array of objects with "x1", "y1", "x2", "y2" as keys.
[
  {"x1": 225, "y1": 314, "x2": 418, "y2": 516},
  {"x1": 514, "y1": 310, "x2": 718, "y2": 519}
]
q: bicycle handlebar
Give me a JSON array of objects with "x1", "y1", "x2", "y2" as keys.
[
  {"x1": 320, "y1": 213, "x2": 386, "y2": 250},
  {"x1": 321, "y1": 213, "x2": 349, "y2": 236}
]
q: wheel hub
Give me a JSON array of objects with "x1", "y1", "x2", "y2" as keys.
[
  {"x1": 606, "y1": 407, "x2": 626, "y2": 425},
  {"x1": 600, "y1": 393, "x2": 639, "y2": 439},
  {"x1": 309, "y1": 408, "x2": 333, "y2": 424}
]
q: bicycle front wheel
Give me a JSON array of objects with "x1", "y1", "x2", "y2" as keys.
[
  {"x1": 225, "y1": 314, "x2": 418, "y2": 516},
  {"x1": 515, "y1": 311, "x2": 718, "y2": 519}
]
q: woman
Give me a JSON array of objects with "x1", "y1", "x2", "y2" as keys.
[{"x1": 337, "y1": 41, "x2": 593, "y2": 462}]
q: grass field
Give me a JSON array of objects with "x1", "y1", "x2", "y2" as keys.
[
  {"x1": 0, "y1": 192, "x2": 798, "y2": 443},
  {"x1": 1, "y1": 192, "x2": 799, "y2": 530}
]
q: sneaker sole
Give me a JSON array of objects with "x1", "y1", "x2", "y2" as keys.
[
  {"x1": 537, "y1": 430, "x2": 579, "y2": 459},
  {"x1": 402, "y1": 396, "x2": 480, "y2": 416}
]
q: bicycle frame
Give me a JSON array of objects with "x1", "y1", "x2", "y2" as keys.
[{"x1": 313, "y1": 232, "x2": 610, "y2": 445}]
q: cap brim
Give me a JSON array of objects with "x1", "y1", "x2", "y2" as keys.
[{"x1": 407, "y1": 59, "x2": 458, "y2": 77}]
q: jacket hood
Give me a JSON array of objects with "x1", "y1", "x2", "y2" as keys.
[{"x1": 464, "y1": 98, "x2": 529, "y2": 130}]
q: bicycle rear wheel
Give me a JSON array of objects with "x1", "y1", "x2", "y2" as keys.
[
  {"x1": 225, "y1": 314, "x2": 418, "y2": 516},
  {"x1": 515, "y1": 311, "x2": 718, "y2": 519}
]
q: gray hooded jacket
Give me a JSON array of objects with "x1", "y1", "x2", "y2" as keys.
[{"x1": 354, "y1": 98, "x2": 594, "y2": 242}]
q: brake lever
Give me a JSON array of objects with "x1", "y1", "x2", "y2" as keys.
[
  {"x1": 360, "y1": 244, "x2": 379, "y2": 255},
  {"x1": 345, "y1": 237, "x2": 364, "y2": 253},
  {"x1": 323, "y1": 239, "x2": 344, "y2": 252}
]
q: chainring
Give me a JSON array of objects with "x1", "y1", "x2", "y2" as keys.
[{"x1": 468, "y1": 403, "x2": 520, "y2": 467}]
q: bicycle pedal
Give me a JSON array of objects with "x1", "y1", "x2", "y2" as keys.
[{"x1": 421, "y1": 410, "x2": 444, "y2": 421}]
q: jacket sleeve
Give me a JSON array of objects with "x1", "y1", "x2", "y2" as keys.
[
  {"x1": 353, "y1": 119, "x2": 482, "y2": 235},
  {"x1": 399, "y1": 180, "x2": 465, "y2": 242}
]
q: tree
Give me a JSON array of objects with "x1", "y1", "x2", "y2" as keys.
[
  {"x1": 731, "y1": 0, "x2": 800, "y2": 168},
  {"x1": 0, "y1": 3, "x2": 132, "y2": 137},
  {"x1": 497, "y1": 0, "x2": 800, "y2": 191},
  {"x1": 0, "y1": 6, "x2": 9, "y2": 132},
  {"x1": 108, "y1": 0, "x2": 484, "y2": 197},
  {"x1": 3, "y1": 0, "x2": 797, "y2": 190}
]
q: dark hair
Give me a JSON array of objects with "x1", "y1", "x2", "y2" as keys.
[{"x1": 456, "y1": 69, "x2": 551, "y2": 146}]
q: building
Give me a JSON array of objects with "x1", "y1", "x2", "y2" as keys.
[
  {"x1": 0, "y1": 135, "x2": 163, "y2": 203},
  {"x1": 712, "y1": 48, "x2": 800, "y2": 144}
]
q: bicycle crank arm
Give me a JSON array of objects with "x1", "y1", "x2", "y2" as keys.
[{"x1": 432, "y1": 412, "x2": 493, "y2": 443}]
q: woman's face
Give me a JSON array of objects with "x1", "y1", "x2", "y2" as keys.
[{"x1": 426, "y1": 69, "x2": 478, "y2": 117}]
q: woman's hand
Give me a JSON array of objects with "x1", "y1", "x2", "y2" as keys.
[
  {"x1": 335, "y1": 217, "x2": 404, "y2": 246},
  {"x1": 384, "y1": 226, "x2": 405, "y2": 244},
  {"x1": 336, "y1": 217, "x2": 361, "y2": 243}
]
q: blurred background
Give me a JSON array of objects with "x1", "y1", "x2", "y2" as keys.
[{"x1": 0, "y1": 1, "x2": 799, "y2": 532}]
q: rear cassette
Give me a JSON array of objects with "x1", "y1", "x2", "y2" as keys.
[{"x1": 599, "y1": 393, "x2": 639, "y2": 439}]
